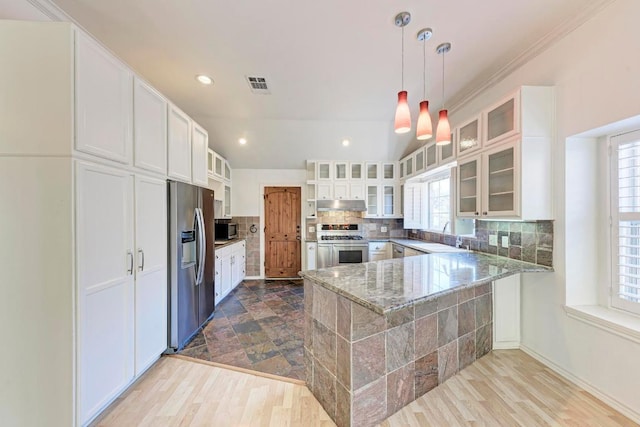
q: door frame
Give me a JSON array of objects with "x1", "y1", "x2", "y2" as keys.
[{"x1": 259, "y1": 183, "x2": 305, "y2": 279}]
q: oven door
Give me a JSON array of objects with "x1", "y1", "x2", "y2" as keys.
[{"x1": 332, "y1": 244, "x2": 368, "y2": 265}]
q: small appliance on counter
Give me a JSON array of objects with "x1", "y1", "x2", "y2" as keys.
[{"x1": 215, "y1": 222, "x2": 237, "y2": 241}]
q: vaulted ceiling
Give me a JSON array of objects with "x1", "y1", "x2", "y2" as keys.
[{"x1": 3, "y1": 0, "x2": 612, "y2": 168}]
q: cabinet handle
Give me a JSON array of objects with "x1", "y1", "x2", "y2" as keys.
[
  {"x1": 475, "y1": 212, "x2": 479, "y2": 216},
  {"x1": 127, "y1": 251, "x2": 133, "y2": 275},
  {"x1": 138, "y1": 249, "x2": 145, "y2": 272},
  {"x1": 483, "y1": 211, "x2": 488, "y2": 215}
]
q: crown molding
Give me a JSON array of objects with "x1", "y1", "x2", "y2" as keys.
[
  {"x1": 448, "y1": 0, "x2": 616, "y2": 114},
  {"x1": 25, "y1": 0, "x2": 71, "y2": 21}
]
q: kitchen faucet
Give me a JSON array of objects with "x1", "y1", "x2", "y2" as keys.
[{"x1": 442, "y1": 221, "x2": 449, "y2": 234}]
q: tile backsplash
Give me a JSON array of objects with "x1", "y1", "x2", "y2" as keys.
[
  {"x1": 305, "y1": 211, "x2": 407, "y2": 241},
  {"x1": 231, "y1": 216, "x2": 260, "y2": 276},
  {"x1": 408, "y1": 220, "x2": 554, "y2": 267}
]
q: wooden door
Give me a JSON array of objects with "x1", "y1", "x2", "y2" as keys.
[{"x1": 265, "y1": 187, "x2": 301, "y2": 278}]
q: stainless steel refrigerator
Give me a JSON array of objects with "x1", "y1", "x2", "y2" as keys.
[{"x1": 167, "y1": 180, "x2": 215, "y2": 352}]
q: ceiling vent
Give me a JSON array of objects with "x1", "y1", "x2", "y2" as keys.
[{"x1": 246, "y1": 76, "x2": 271, "y2": 94}]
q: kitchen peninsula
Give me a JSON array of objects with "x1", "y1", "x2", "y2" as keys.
[{"x1": 300, "y1": 252, "x2": 551, "y2": 427}]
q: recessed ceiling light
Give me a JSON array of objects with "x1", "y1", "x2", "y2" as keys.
[
  {"x1": 196, "y1": 74, "x2": 213, "y2": 85},
  {"x1": 342, "y1": 139, "x2": 350, "y2": 147},
  {"x1": 238, "y1": 138, "x2": 247, "y2": 145}
]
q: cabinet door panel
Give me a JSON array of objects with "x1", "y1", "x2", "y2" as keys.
[
  {"x1": 133, "y1": 78, "x2": 167, "y2": 174},
  {"x1": 76, "y1": 32, "x2": 132, "y2": 164},
  {"x1": 349, "y1": 183, "x2": 365, "y2": 200},
  {"x1": 167, "y1": 105, "x2": 192, "y2": 182},
  {"x1": 134, "y1": 176, "x2": 167, "y2": 375},
  {"x1": 457, "y1": 157, "x2": 481, "y2": 217},
  {"x1": 191, "y1": 123, "x2": 208, "y2": 186},
  {"x1": 75, "y1": 162, "x2": 134, "y2": 424}
]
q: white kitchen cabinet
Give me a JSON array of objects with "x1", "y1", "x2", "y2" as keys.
[
  {"x1": 133, "y1": 175, "x2": 167, "y2": 376},
  {"x1": 456, "y1": 115, "x2": 482, "y2": 157},
  {"x1": 214, "y1": 152, "x2": 224, "y2": 179},
  {"x1": 317, "y1": 182, "x2": 333, "y2": 200},
  {"x1": 306, "y1": 160, "x2": 317, "y2": 180},
  {"x1": 207, "y1": 149, "x2": 215, "y2": 178},
  {"x1": 318, "y1": 161, "x2": 332, "y2": 180},
  {"x1": 224, "y1": 159, "x2": 232, "y2": 181},
  {"x1": 349, "y1": 182, "x2": 365, "y2": 200},
  {"x1": 493, "y1": 274, "x2": 521, "y2": 349},
  {"x1": 191, "y1": 122, "x2": 208, "y2": 186},
  {"x1": 167, "y1": 105, "x2": 192, "y2": 183},
  {"x1": 414, "y1": 148, "x2": 426, "y2": 175},
  {"x1": 334, "y1": 182, "x2": 349, "y2": 200},
  {"x1": 306, "y1": 241, "x2": 317, "y2": 269},
  {"x1": 232, "y1": 240, "x2": 246, "y2": 287},
  {"x1": 484, "y1": 92, "x2": 520, "y2": 146},
  {"x1": 334, "y1": 162, "x2": 348, "y2": 180},
  {"x1": 404, "y1": 247, "x2": 424, "y2": 257},
  {"x1": 224, "y1": 184, "x2": 232, "y2": 217},
  {"x1": 75, "y1": 31, "x2": 132, "y2": 164},
  {"x1": 76, "y1": 162, "x2": 135, "y2": 424},
  {"x1": 425, "y1": 141, "x2": 438, "y2": 172},
  {"x1": 438, "y1": 133, "x2": 456, "y2": 165},
  {"x1": 366, "y1": 162, "x2": 379, "y2": 180},
  {"x1": 369, "y1": 242, "x2": 391, "y2": 261},
  {"x1": 400, "y1": 155, "x2": 414, "y2": 179},
  {"x1": 366, "y1": 184, "x2": 400, "y2": 218},
  {"x1": 383, "y1": 162, "x2": 397, "y2": 181},
  {"x1": 133, "y1": 78, "x2": 167, "y2": 175},
  {"x1": 215, "y1": 240, "x2": 246, "y2": 304},
  {"x1": 350, "y1": 162, "x2": 364, "y2": 180},
  {"x1": 455, "y1": 86, "x2": 553, "y2": 220}
]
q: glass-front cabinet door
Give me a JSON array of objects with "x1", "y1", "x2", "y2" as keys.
[
  {"x1": 484, "y1": 91, "x2": 520, "y2": 146},
  {"x1": 366, "y1": 185, "x2": 379, "y2": 217},
  {"x1": 414, "y1": 149, "x2": 425, "y2": 175},
  {"x1": 383, "y1": 162, "x2": 396, "y2": 181},
  {"x1": 317, "y1": 162, "x2": 331, "y2": 180},
  {"x1": 457, "y1": 156, "x2": 481, "y2": 217},
  {"x1": 334, "y1": 162, "x2": 348, "y2": 180},
  {"x1": 457, "y1": 116, "x2": 481, "y2": 157},
  {"x1": 382, "y1": 185, "x2": 396, "y2": 216},
  {"x1": 350, "y1": 162, "x2": 363, "y2": 180},
  {"x1": 366, "y1": 162, "x2": 379, "y2": 180},
  {"x1": 425, "y1": 142, "x2": 437, "y2": 171},
  {"x1": 483, "y1": 142, "x2": 518, "y2": 216},
  {"x1": 224, "y1": 160, "x2": 231, "y2": 181},
  {"x1": 438, "y1": 133, "x2": 455, "y2": 165}
]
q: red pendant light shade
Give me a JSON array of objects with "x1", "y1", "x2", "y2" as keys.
[
  {"x1": 436, "y1": 109, "x2": 451, "y2": 145},
  {"x1": 416, "y1": 100, "x2": 433, "y2": 140},
  {"x1": 394, "y1": 91, "x2": 411, "y2": 134}
]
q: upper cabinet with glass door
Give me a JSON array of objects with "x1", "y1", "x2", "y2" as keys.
[
  {"x1": 334, "y1": 162, "x2": 348, "y2": 180},
  {"x1": 438, "y1": 132, "x2": 456, "y2": 165},
  {"x1": 382, "y1": 162, "x2": 396, "y2": 181},
  {"x1": 456, "y1": 115, "x2": 482, "y2": 157},
  {"x1": 317, "y1": 161, "x2": 332, "y2": 180},
  {"x1": 425, "y1": 141, "x2": 438, "y2": 172},
  {"x1": 350, "y1": 162, "x2": 364, "y2": 180},
  {"x1": 366, "y1": 162, "x2": 379, "y2": 181},
  {"x1": 483, "y1": 91, "x2": 520, "y2": 146}
]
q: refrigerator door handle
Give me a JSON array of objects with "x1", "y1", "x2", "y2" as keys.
[{"x1": 195, "y1": 207, "x2": 206, "y2": 285}]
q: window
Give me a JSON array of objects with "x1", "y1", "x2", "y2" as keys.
[
  {"x1": 611, "y1": 129, "x2": 640, "y2": 315},
  {"x1": 428, "y1": 175, "x2": 451, "y2": 231}
]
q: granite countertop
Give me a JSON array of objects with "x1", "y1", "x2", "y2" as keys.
[
  {"x1": 389, "y1": 239, "x2": 468, "y2": 253},
  {"x1": 214, "y1": 238, "x2": 244, "y2": 249},
  {"x1": 299, "y1": 252, "x2": 552, "y2": 314}
]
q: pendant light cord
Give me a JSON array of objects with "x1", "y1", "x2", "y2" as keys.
[
  {"x1": 423, "y1": 38, "x2": 427, "y2": 99},
  {"x1": 441, "y1": 48, "x2": 445, "y2": 109},
  {"x1": 401, "y1": 25, "x2": 405, "y2": 90}
]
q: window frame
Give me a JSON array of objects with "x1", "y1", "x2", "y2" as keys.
[
  {"x1": 610, "y1": 129, "x2": 640, "y2": 316},
  {"x1": 423, "y1": 171, "x2": 453, "y2": 233}
]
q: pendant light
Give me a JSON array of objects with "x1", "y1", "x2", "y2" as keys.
[
  {"x1": 416, "y1": 28, "x2": 433, "y2": 140},
  {"x1": 435, "y1": 42, "x2": 452, "y2": 145},
  {"x1": 394, "y1": 12, "x2": 411, "y2": 134}
]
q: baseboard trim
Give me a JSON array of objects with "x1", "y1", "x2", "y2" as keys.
[
  {"x1": 520, "y1": 344, "x2": 640, "y2": 424},
  {"x1": 492, "y1": 341, "x2": 520, "y2": 350}
]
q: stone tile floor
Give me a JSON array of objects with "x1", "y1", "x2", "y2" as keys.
[{"x1": 179, "y1": 279, "x2": 305, "y2": 380}]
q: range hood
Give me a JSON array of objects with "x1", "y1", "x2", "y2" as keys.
[{"x1": 316, "y1": 199, "x2": 367, "y2": 212}]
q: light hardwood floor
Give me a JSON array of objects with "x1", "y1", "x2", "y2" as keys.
[{"x1": 92, "y1": 350, "x2": 637, "y2": 427}]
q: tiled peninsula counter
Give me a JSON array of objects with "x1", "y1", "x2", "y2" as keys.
[{"x1": 299, "y1": 252, "x2": 551, "y2": 427}]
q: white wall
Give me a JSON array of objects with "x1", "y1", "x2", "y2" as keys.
[
  {"x1": 450, "y1": 0, "x2": 640, "y2": 419},
  {"x1": 232, "y1": 168, "x2": 306, "y2": 216}
]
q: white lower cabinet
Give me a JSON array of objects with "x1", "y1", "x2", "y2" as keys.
[
  {"x1": 215, "y1": 240, "x2": 246, "y2": 305},
  {"x1": 76, "y1": 162, "x2": 167, "y2": 424},
  {"x1": 369, "y1": 242, "x2": 391, "y2": 261},
  {"x1": 306, "y1": 241, "x2": 317, "y2": 269},
  {"x1": 493, "y1": 274, "x2": 521, "y2": 349}
]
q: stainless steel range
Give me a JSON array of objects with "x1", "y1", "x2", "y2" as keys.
[{"x1": 317, "y1": 224, "x2": 368, "y2": 268}]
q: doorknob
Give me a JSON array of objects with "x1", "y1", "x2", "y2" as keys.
[{"x1": 296, "y1": 236, "x2": 301, "y2": 240}]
